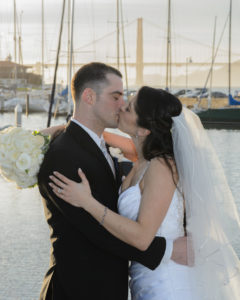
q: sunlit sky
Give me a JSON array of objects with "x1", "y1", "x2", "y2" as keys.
[{"x1": 1, "y1": 0, "x2": 240, "y2": 85}]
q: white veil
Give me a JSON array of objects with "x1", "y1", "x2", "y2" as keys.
[{"x1": 172, "y1": 107, "x2": 240, "y2": 299}]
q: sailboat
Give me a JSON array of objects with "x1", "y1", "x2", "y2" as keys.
[{"x1": 196, "y1": 0, "x2": 240, "y2": 129}]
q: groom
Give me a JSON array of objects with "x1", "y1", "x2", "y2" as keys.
[{"x1": 38, "y1": 62, "x2": 186, "y2": 300}]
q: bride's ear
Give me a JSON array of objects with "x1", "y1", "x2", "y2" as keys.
[{"x1": 137, "y1": 127, "x2": 151, "y2": 138}]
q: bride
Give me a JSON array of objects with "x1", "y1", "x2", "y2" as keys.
[{"x1": 48, "y1": 86, "x2": 240, "y2": 299}]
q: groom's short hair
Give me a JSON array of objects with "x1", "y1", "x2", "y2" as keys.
[{"x1": 71, "y1": 62, "x2": 122, "y2": 103}]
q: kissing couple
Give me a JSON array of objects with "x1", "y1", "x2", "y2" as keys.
[{"x1": 38, "y1": 62, "x2": 240, "y2": 300}]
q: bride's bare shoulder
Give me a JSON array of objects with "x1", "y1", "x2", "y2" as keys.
[{"x1": 147, "y1": 157, "x2": 178, "y2": 184}]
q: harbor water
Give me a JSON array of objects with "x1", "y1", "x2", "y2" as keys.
[{"x1": 0, "y1": 113, "x2": 240, "y2": 300}]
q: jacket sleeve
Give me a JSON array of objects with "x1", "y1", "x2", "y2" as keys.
[{"x1": 38, "y1": 149, "x2": 166, "y2": 270}]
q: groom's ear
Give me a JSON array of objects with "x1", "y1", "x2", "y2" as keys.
[{"x1": 82, "y1": 88, "x2": 96, "y2": 106}]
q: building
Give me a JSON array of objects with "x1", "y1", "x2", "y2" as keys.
[{"x1": 0, "y1": 59, "x2": 42, "y2": 87}]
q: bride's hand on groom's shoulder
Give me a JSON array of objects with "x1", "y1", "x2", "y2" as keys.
[
  {"x1": 49, "y1": 168, "x2": 92, "y2": 208},
  {"x1": 40, "y1": 124, "x2": 66, "y2": 141}
]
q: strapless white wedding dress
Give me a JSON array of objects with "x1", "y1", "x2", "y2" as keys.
[{"x1": 118, "y1": 179, "x2": 193, "y2": 300}]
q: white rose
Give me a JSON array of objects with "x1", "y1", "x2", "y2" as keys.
[
  {"x1": 1, "y1": 133, "x2": 12, "y2": 146},
  {"x1": 2, "y1": 127, "x2": 24, "y2": 147},
  {"x1": 12, "y1": 171, "x2": 26, "y2": 184},
  {"x1": 1, "y1": 166, "x2": 14, "y2": 182},
  {"x1": 16, "y1": 179, "x2": 28, "y2": 189},
  {"x1": 6, "y1": 149, "x2": 19, "y2": 161},
  {"x1": 37, "y1": 153, "x2": 44, "y2": 164},
  {"x1": 33, "y1": 135, "x2": 45, "y2": 149},
  {"x1": 14, "y1": 137, "x2": 35, "y2": 153},
  {"x1": 16, "y1": 153, "x2": 32, "y2": 171},
  {"x1": 13, "y1": 138, "x2": 24, "y2": 151},
  {"x1": 28, "y1": 176, "x2": 37, "y2": 187},
  {"x1": 0, "y1": 161, "x2": 14, "y2": 173},
  {"x1": 17, "y1": 175, "x2": 37, "y2": 188},
  {"x1": 28, "y1": 164, "x2": 40, "y2": 177},
  {"x1": 0, "y1": 127, "x2": 49, "y2": 188},
  {"x1": 0, "y1": 134, "x2": 4, "y2": 145},
  {"x1": 31, "y1": 149, "x2": 42, "y2": 160},
  {"x1": 0, "y1": 150, "x2": 7, "y2": 162},
  {"x1": 3, "y1": 126, "x2": 21, "y2": 135}
]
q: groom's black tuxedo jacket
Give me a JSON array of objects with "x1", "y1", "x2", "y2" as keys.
[{"x1": 38, "y1": 121, "x2": 166, "y2": 300}]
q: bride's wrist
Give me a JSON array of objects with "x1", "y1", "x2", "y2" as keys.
[{"x1": 84, "y1": 195, "x2": 96, "y2": 212}]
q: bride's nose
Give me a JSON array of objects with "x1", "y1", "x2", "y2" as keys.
[{"x1": 120, "y1": 104, "x2": 127, "y2": 112}]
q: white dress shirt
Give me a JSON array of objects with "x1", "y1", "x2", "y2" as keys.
[{"x1": 71, "y1": 118, "x2": 115, "y2": 176}]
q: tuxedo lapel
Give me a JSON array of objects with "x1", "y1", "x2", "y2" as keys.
[
  {"x1": 65, "y1": 121, "x2": 117, "y2": 184},
  {"x1": 111, "y1": 154, "x2": 122, "y2": 188}
]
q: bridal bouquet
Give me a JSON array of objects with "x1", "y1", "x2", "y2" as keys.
[{"x1": 0, "y1": 127, "x2": 50, "y2": 188}]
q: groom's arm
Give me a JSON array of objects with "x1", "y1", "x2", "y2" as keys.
[{"x1": 38, "y1": 149, "x2": 166, "y2": 270}]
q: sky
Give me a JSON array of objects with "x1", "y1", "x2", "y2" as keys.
[{"x1": 0, "y1": 0, "x2": 240, "y2": 85}]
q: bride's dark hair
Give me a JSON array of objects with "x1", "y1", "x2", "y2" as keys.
[{"x1": 135, "y1": 86, "x2": 182, "y2": 170}]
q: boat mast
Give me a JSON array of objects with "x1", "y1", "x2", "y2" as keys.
[
  {"x1": 116, "y1": 0, "x2": 120, "y2": 69},
  {"x1": 13, "y1": 0, "x2": 17, "y2": 63},
  {"x1": 67, "y1": 0, "x2": 71, "y2": 92},
  {"x1": 67, "y1": 0, "x2": 74, "y2": 115},
  {"x1": 228, "y1": 0, "x2": 232, "y2": 96},
  {"x1": 198, "y1": 13, "x2": 229, "y2": 106},
  {"x1": 166, "y1": 0, "x2": 171, "y2": 91},
  {"x1": 13, "y1": 0, "x2": 17, "y2": 88},
  {"x1": 208, "y1": 16, "x2": 217, "y2": 108},
  {"x1": 42, "y1": 0, "x2": 45, "y2": 88},
  {"x1": 47, "y1": 0, "x2": 66, "y2": 127},
  {"x1": 136, "y1": 18, "x2": 143, "y2": 87},
  {"x1": 18, "y1": 11, "x2": 23, "y2": 65},
  {"x1": 120, "y1": 0, "x2": 128, "y2": 93}
]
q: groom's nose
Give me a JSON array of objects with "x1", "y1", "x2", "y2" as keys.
[{"x1": 118, "y1": 96, "x2": 125, "y2": 109}]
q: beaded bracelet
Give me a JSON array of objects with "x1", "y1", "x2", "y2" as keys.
[{"x1": 100, "y1": 206, "x2": 108, "y2": 226}]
